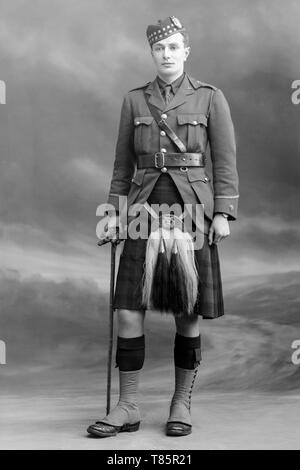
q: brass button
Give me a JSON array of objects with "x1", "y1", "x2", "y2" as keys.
[
  {"x1": 160, "y1": 130, "x2": 166, "y2": 136},
  {"x1": 135, "y1": 121, "x2": 140, "y2": 125},
  {"x1": 161, "y1": 148, "x2": 167, "y2": 153},
  {"x1": 204, "y1": 177, "x2": 209, "y2": 182},
  {"x1": 192, "y1": 120, "x2": 198, "y2": 125},
  {"x1": 229, "y1": 204, "x2": 234, "y2": 211},
  {"x1": 161, "y1": 113, "x2": 167, "y2": 119},
  {"x1": 161, "y1": 167, "x2": 168, "y2": 173}
]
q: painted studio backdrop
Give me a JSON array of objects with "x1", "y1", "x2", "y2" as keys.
[{"x1": 0, "y1": 0, "x2": 299, "y2": 450}]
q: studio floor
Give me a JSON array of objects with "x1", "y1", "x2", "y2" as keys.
[{"x1": 1, "y1": 390, "x2": 299, "y2": 450}]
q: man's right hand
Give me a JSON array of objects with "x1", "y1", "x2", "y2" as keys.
[{"x1": 98, "y1": 214, "x2": 121, "y2": 243}]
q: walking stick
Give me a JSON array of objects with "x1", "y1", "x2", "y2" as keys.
[{"x1": 98, "y1": 231, "x2": 120, "y2": 415}]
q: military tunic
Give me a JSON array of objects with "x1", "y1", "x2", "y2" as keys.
[{"x1": 106, "y1": 72, "x2": 239, "y2": 318}]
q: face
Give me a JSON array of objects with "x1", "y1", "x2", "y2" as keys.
[{"x1": 151, "y1": 32, "x2": 190, "y2": 80}]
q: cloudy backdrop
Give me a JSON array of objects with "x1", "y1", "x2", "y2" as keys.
[{"x1": 0, "y1": 0, "x2": 299, "y2": 449}]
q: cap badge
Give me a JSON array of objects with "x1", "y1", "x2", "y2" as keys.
[{"x1": 171, "y1": 16, "x2": 182, "y2": 29}]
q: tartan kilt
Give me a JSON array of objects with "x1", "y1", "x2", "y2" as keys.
[
  {"x1": 113, "y1": 172, "x2": 224, "y2": 319},
  {"x1": 113, "y1": 228, "x2": 224, "y2": 320}
]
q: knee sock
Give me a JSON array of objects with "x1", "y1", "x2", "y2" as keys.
[
  {"x1": 174, "y1": 333, "x2": 201, "y2": 370},
  {"x1": 115, "y1": 335, "x2": 145, "y2": 371}
]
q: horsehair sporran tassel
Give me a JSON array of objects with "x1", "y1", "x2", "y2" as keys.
[
  {"x1": 151, "y1": 236, "x2": 170, "y2": 311},
  {"x1": 141, "y1": 227, "x2": 164, "y2": 310},
  {"x1": 142, "y1": 214, "x2": 199, "y2": 316},
  {"x1": 142, "y1": 226, "x2": 171, "y2": 311},
  {"x1": 169, "y1": 231, "x2": 198, "y2": 316},
  {"x1": 169, "y1": 238, "x2": 188, "y2": 315}
]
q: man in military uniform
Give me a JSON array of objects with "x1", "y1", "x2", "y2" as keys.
[{"x1": 88, "y1": 16, "x2": 239, "y2": 438}]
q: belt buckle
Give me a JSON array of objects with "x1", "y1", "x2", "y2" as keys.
[
  {"x1": 201, "y1": 153, "x2": 206, "y2": 167},
  {"x1": 154, "y1": 152, "x2": 165, "y2": 169}
]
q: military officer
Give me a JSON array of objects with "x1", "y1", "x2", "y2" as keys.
[{"x1": 88, "y1": 16, "x2": 239, "y2": 438}]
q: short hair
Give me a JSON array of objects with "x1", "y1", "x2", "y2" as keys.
[{"x1": 181, "y1": 31, "x2": 189, "y2": 48}]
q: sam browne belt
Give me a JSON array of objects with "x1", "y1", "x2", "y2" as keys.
[
  {"x1": 139, "y1": 91, "x2": 205, "y2": 170},
  {"x1": 137, "y1": 152, "x2": 206, "y2": 169}
]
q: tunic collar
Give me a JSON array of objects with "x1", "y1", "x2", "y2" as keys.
[{"x1": 156, "y1": 72, "x2": 186, "y2": 95}]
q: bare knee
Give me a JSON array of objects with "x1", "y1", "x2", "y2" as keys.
[
  {"x1": 175, "y1": 315, "x2": 200, "y2": 337},
  {"x1": 117, "y1": 309, "x2": 145, "y2": 338}
]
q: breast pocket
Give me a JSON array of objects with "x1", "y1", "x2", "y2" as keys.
[
  {"x1": 134, "y1": 116, "x2": 154, "y2": 154},
  {"x1": 177, "y1": 114, "x2": 207, "y2": 152}
]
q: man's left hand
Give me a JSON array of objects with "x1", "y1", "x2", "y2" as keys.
[{"x1": 208, "y1": 214, "x2": 230, "y2": 246}]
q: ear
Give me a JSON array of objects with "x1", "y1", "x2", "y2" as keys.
[{"x1": 184, "y1": 46, "x2": 191, "y2": 61}]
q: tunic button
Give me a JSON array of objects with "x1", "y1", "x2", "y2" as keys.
[
  {"x1": 229, "y1": 204, "x2": 234, "y2": 211},
  {"x1": 161, "y1": 167, "x2": 168, "y2": 173},
  {"x1": 136, "y1": 121, "x2": 140, "y2": 125},
  {"x1": 161, "y1": 113, "x2": 167, "y2": 119},
  {"x1": 161, "y1": 148, "x2": 167, "y2": 153},
  {"x1": 204, "y1": 177, "x2": 209, "y2": 182},
  {"x1": 192, "y1": 120, "x2": 198, "y2": 125},
  {"x1": 160, "y1": 130, "x2": 166, "y2": 136}
]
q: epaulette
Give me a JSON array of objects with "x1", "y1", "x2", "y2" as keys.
[
  {"x1": 129, "y1": 82, "x2": 151, "y2": 92},
  {"x1": 188, "y1": 76, "x2": 218, "y2": 91}
]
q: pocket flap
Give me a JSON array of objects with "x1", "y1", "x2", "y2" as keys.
[
  {"x1": 134, "y1": 116, "x2": 154, "y2": 126},
  {"x1": 177, "y1": 114, "x2": 207, "y2": 126},
  {"x1": 187, "y1": 167, "x2": 210, "y2": 182}
]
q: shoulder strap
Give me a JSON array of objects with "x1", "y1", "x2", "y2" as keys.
[
  {"x1": 206, "y1": 88, "x2": 216, "y2": 120},
  {"x1": 129, "y1": 81, "x2": 151, "y2": 92},
  {"x1": 187, "y1": 76, "x2": 217, "y2": 120},
  {"x1": 143, "y1": 91, "x2": 187, "y2": 153}
]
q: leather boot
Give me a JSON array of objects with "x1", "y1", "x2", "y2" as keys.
[
  {"x1": 166, "y1": 365, "x2": 199, "y2": 436},
  {"x1": 87, "y1": 369, "x2": 141, "y2": 438}
]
